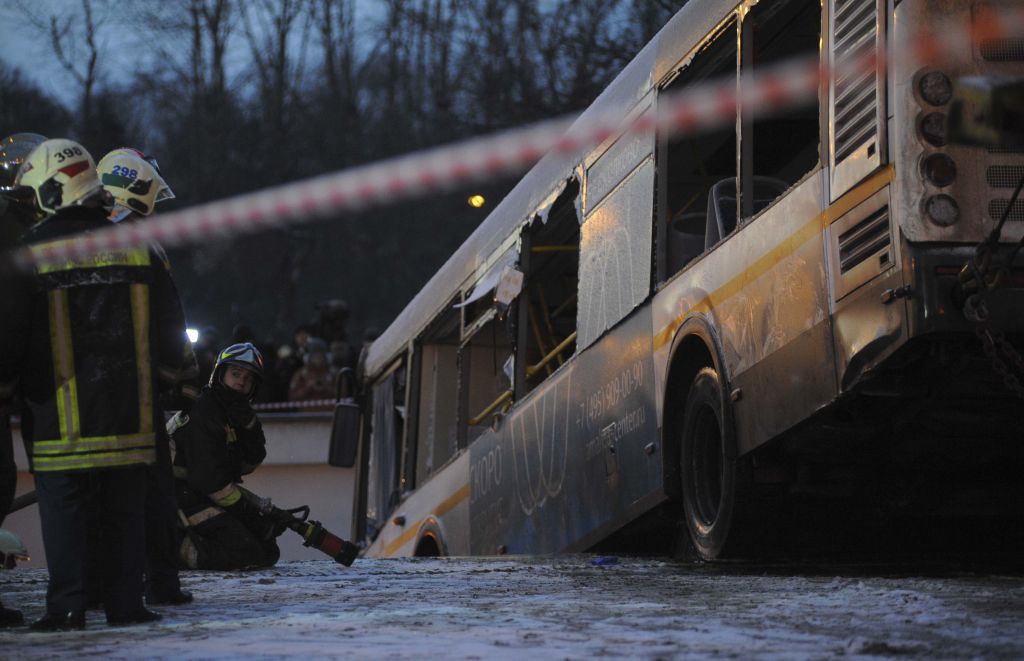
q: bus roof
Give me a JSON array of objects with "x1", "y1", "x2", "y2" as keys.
[{"x1": 364, "y1": 0, "x2": 735, "y2": 378}]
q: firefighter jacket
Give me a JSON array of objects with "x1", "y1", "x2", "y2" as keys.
[
  {"x1": 0, "y1": 205, "x2": 193, "y2": 472},
  {"x1": 170, "y1": 384, "x2": 267, "y2": 511}
]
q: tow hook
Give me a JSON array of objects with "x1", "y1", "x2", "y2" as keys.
[{"x1": 880, "y1": 286, "x2": 912, "y2": 304}]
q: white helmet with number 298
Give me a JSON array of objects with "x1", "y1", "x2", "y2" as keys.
[{"x1": 97, "y1": 148, "x2": 175, "y2": 221}]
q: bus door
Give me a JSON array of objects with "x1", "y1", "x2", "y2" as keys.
[{"x1": 363, "y1": 359, "x2": 407, "y2": 543}]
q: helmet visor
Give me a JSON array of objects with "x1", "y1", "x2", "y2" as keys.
[{"x1": 155, "y1": 183, "x2": 175, "y2": 202}]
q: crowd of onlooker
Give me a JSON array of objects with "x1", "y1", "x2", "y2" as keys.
[{"x1": 190, "y1": 299, "x2": 378, "y2": 412}]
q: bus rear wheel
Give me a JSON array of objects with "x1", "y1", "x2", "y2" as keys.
[{"x1": 680, "y1": 367, "x2": 754, "y2": 560}]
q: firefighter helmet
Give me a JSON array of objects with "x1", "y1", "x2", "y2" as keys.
[
  {"x1": 96, "y1": 148, "x2": 174, "y2": 219},
  {"x1": 0, "y1": 133, "x2": 47, "y2": 189},
  {"x1": 211, "y1": 342, "x2": 265, "y2": 399},
  {"x1": 0, "y1": 528, "x2": 29, "y2": 570},
  {"x1": 14, "y1": 138, "x2": 104, "y2": 215}
]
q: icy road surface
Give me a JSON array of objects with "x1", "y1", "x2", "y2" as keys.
[{"x1": 2, "y1": 556, "x2": 1023, "y2": 659}]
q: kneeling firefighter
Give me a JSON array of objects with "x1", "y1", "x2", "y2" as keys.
[{"x1": 171, "y1": 343, "x2": 284, "y2": 570}]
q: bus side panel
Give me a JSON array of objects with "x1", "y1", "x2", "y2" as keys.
[
  {"x1": 468, "y1": 310, "x2": 660, "y2": 555},
  {"x1": 364, "y1": 451, "x2": 471, "y2": 558},
  {"x1": 722, "y1": 173, "x2": 836, "y2": 455},
  {"x1": 654, "y1": 173, "x2": 836, "y2": 456}
]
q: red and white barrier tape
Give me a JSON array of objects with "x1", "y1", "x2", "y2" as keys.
[
  {"x1": 254, "y1": 399, "x2": 341, "y2": 411},
  {"x1": 10, "y1": 7, "x2": 1024, "y2": 271}
]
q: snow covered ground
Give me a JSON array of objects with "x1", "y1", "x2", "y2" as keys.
[{"x1": 2, "y1": 556, "x2": 1023, "y2": 659}]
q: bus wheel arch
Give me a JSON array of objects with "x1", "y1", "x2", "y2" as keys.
[
  {"x1": 678, "y1": 366, "x2": 757, "y2": 560},
  {"x1": 664, "y1": 320, "x2": 753, "y2": 560},
  {"x1": 414, "y1": 517, "x2": 448, "y2": 557},
  {"x1": 663, "y1": 320, "x2": 724, "y2": 500}
]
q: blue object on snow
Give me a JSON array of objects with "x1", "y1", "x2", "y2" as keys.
[{"x1": 590, "y1": 555, "x2": 619, "y2": 566}]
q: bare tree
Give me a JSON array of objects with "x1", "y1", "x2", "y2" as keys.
[
  {"x1": 0, "y1": 62, "x2": 72, "y2": 136},
  {"x1": 10, "y1": 0, "x2": 115, "y2": 140},
  {"x1": 241, "y1": 0, "x2": 311, "y2": 176}
]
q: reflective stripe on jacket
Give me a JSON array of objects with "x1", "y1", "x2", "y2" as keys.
[{"x1": 0, "y1": 207, "x2": 190, "y2": 472}]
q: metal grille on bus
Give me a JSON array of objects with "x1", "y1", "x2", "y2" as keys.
[
  {"x1": 980, "y1": 38, "x2": 1024, "y2": 61},
  {"x1": 988, "y1": 199, "x2": 1024, "y2": 223},
  {"x1": 838, "y1": 206, "x2": 890, "y2": 274},
  {"x1": 833, "y1": 0, "x2": 877, "y2": 162},
  {"x1": 987, "y1": 165, "x2": 1024, "y2": 188},
  {"x1": 987, "y1": 164, "x2": 1024, "y2": 223}
]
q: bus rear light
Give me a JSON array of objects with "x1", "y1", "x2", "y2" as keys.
[
  {"x1": 918, "y1": 71, "x2": 953, "y2": 106},
  {"x1": 918, "y1": 112, "x2": 947, "y2": 146},
  {"x1": 924, "y1": 194, "x2": 960, "y2": 226},
  {"x1": 921, "y1": 153, "x2": 957, "y2": 187}
]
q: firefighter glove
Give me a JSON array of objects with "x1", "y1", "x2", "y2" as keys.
[{"x1": 226, "y1": 497, "x2": 279, "y2": 541}]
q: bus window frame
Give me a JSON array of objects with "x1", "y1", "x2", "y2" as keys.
[
  {"x1": 399, "y1": 343, "x2": 420, "y2": 496},
  {"x1": 364, "y1": 357, "x2": 405, "y2": 535},
  {"x1": 409, "y1": 297, "x2": 461, "y2": 491},
  {"x1": 513, "y1": 179, "x2": 582, "y2": 398},
  {"x1": 655, "y1": 12, "x2": 740, "y2": 287},
  {"x1": 738, "y1": 0, "x2": 825, "y2": 226}
]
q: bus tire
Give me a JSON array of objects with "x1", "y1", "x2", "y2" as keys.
[{"x1": 680, "y1": 367, "x2": 754, "y2": 560}]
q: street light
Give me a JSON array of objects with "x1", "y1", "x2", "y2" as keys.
[{"x1": 468, "y1": 194, "x2": 485, "y2": 208}]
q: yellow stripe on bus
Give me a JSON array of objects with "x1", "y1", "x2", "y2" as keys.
[
  {"x1": 652, "y1": 165, "x2": 895, "y2": 352},
  {"x1": 382, "y1": 483, "x2": 470, "y2": 557}
]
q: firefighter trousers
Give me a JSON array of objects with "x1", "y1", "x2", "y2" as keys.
[
  {"x1": 143, "y1": 430, "x2": 184, "y2": 597},
  {"x1": 86, "y1": 429, "x2": 182, "y2": 603},
  {"x1": 36, "y1": 466, "x2": 146, "y2": 619},
  {"x1": 178, "y1": 507, "x2": 280, "y2": 571}
]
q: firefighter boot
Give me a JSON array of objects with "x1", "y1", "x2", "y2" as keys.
[
  {"x1": 29, "y1": 610, "x2": 86, "y2": 631},
  {"x1": 0, "y1": 599, "x2": 23, "y2": 628}
]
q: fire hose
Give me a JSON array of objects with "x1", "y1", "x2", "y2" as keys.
[
  {"x1": 235, "y1": 485, "x2": 359, "y2": 567},
  {"x1": 5, "y1": 490, "x2": 35, "y2": 516},
  {"x1": 4, "y1": 483, "x2": 359, "y2": 567}
]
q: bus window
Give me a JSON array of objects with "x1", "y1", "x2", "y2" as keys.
[
  {"x1": 516, "y1": 181, "x2": 580, "y2": 398},
  {"x1": 658, "y1": 17, "x2": 738, "y2": 278},
  {"x1": 366, "y1": 362, "x2": 406, "y2": 538},
  {"x1": 414, "y1": 309, "x2": 460, "y2": 487},
  {"x1": 459, "y1": 307, "x2": 514, "y2": 444},
  {"x1": 739, "y1": 0, "x2": 821, "y2": 220}
]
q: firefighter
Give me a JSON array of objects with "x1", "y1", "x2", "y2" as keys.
[
  {"x1": 171, "y1": 342, "x2": 285, "y2": 570},
  {"x1": 0, "y1": 133, "x2": 47, "y2": 244},
  {"x1": 94, "y1": 147, "x2": 197, "y2": 606},
  {"x1": 0, "y1": 139, "x2": 191, "y2": 630},
  {"x1": 0, "y1": 132, "x2": 47, "y2": 628}
]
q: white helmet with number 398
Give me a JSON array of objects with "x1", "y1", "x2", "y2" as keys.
[{"x1": 14, "y1": 138, "x2": 104, "y2": 215}]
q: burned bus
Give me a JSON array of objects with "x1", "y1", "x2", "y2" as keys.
[{"x1": 330, "y1": 0, "x2": 1024, "y2": 560}]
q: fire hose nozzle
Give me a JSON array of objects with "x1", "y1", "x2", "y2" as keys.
[{"x1": 296, "y1": 520, "x2": 359, "y2": 566}]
